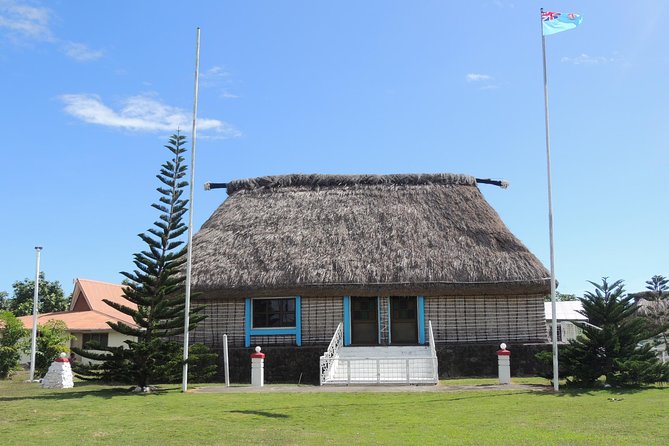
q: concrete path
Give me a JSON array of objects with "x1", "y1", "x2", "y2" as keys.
[{"x1": 192, "y1": 383, "x2": 550, "y2": 394}]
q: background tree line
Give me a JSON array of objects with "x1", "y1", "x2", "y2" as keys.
[{"x1": 0, "y1": 273, "x2": 70, "y2": 316}]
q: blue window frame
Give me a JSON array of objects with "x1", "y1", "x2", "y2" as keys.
[{"x1": 245, "y1": 296, "x2": 301, "y2": 347}]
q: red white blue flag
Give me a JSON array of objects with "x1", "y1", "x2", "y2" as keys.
[{"x1": 542, "y1": 11, "x2": 583, "y2": 36}]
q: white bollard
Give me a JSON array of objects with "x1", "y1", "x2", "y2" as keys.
[
  {"x1": 41, "y1": 352, "x2": 74, "y2": 389},
  {"x1": 251, "y1": 346, "x2": 265, "y2": 387},
  {"x1": 497, "y1": 343, "x2": 511, "y2": 385}
]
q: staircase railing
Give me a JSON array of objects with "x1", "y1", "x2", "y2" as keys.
[
  {"x1": 319, "y1": 322, "x2": 343, "y2": 385},
  {"x1": 428, "y1": 320, "x2": 438, "y2": 382},
  {"x1": 319, "y1": 321, "x2": 439, "y2": 385},
  {"x1": 324, "y1": 355, "x2": 437, "y2": 385}
]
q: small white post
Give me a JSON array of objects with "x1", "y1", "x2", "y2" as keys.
[
  {"x1": 250, "y1": 346, "x2": 265, "y2": 387},
  {"x1": 406, "y1": 359, "x2": 411, "y2": 383},
  {"x1": 497, "y1": 343, "x2": 511, "y2": 385},
  {"x1": 223, "y1": 334, "x2": 230, "y2": 387}
]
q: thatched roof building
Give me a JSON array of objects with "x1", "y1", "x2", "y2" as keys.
[
  {"x1": 191, "y1": 173, "x2": 550, "y2": 298},
  {"x1": 188, "y1": 172, "x2": 550, "y2": 381}
]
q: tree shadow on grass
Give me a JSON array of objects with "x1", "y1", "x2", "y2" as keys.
[
  {"x1": 0, "y1": 385, "x2": 178, "y2": 402},
  {"x1": 228, "y1": 410, "x2": 290, "y2": 418},
  {"x1": 525, "y1": 384, "x2": 664, "y2": 398}
]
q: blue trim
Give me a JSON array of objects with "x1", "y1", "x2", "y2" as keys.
[
  {"x1": 295, "y1": 296, "x2": 302, "y2": 346},
  {"x1": 245, "y1": 298, "x2": 252, "y2": 347},
  {"x1": 343, "y1": 296, "x2": 351, "y2": 346},
  {"x1": 417, "y1": 296, "x2": 425, "y2": 345},
  {"x1": 249, "y1": 327, "x2": 297, "y2": 336},
  {"x1": 245, "y1": 296, "x2": 302, "y2": 347}
]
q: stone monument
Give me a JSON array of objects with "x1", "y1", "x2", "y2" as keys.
[{"x1": 41, "y1": 352, "x2": 74, "y2": 389}]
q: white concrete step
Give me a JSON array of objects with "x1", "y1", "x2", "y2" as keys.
[
  {"x1": 322, "y1": 346, "x2": 438, "y2": 385},
  {"x1": 338, "y1": 346, "x2": 432, "y2": 358}
]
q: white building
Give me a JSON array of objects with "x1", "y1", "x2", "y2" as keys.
[{"x1": 544, "y1": 301, "x2": 586, "y2": 343}]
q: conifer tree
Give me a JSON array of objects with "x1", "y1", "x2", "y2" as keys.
[
  {"x1": 645, "y1": 275, "x2": 668, "y2": 299},
  {"x1": 560, "y1": 278, "x2": 669, "y2": 386},
  {"x1": 638, "y1": 274, "x2": 669, "y2": 365},
  {"x1": 74, "y1": 134, "x2": 205, "y2": 389}
]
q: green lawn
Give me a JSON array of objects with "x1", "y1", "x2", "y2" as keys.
[{"x1": 1, "y1": 375, "x2": 667, "y2": 445}]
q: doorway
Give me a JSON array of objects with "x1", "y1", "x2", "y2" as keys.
[
  {"x1": 390, "y1": 296, "x2": 418, "y2": 344},
  {"x1": 350, "y1": 297, "x2": 378, "y2": 345}
]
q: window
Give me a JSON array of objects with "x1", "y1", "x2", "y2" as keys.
[
  {"x1": 252, "y1": 298, "x2": 296, "y2": 328},
  {"x1": 245, "y1": 296, "x2": 302, "y2": 347},
  {"x1": 82, "y1": 333, "x2": 109, "y2": 349}
]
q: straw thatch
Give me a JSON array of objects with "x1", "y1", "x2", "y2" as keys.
[{"x1": 191, "y1": 173, "x2": 550, "y2": 298}]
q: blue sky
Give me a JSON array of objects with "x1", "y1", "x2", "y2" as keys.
[{"x1": 1, "y1": 1, "x2": 666, "y2": 298}]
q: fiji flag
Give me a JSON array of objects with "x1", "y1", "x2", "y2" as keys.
[{"x1": 542, "y1": 11, "x2": 583, "y2": 36}]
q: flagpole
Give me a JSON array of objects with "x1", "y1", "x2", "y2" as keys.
[
  {"x1": 541, "y1": 8, "x2": 559, "y2": 392},
  {"x1": 28, "y1": 246, "x2": 42, "y2": 382},
  {"x1": 182, "y1": 27, "x2": 201, "y2": 393}
]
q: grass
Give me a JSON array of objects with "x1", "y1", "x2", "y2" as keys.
[
  {"x1": 441, "y1": 376, "x2": 549, "y2": 386},
  {"x1": 1, "y1": 373, "x2": 668, "y2": 445}
]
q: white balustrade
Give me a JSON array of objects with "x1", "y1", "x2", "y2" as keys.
[{"x1": 319, "y1": 320, "x2": 440, "y2": 385}]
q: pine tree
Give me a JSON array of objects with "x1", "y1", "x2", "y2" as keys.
[
  {"x1": 560, "y1": 278, "x2": 669, "y2": 387},
  {"x1": 644, "y1": 275, "x2": 668, "y2": 301},
  {"x1": 74, "y1": 134, "x2": 205, "y2": 389},
  {"x1": 638, "y1": 274, "x2": 669, "y2": 365}
]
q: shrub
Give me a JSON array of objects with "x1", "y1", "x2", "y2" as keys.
[
  {"x1": 0, "y1": 311, "x2": 26, "y2": 379},
  {"x1": 33, "y1": 320, "x2": 72, "y2": 378}
]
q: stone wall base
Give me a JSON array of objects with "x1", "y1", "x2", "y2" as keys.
[
  {"x1": 435, "y1": 343, "x2": 551, "y2": 378},
  {"x1": 208, "y1": 343, "x2": 552, "y2": 385}
]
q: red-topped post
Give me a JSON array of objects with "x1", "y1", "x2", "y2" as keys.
[
  {"x1": 41, "y1": 352, "x2": 74, "y2": 389},
  {"x1": 251, "y1": 346, "x2": 265, "y2": 387},
  {"x1": 496, "y1": 343, "x2": 511, "y2": 385}
]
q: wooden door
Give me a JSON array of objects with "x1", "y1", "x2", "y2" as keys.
[
  {"x1": 351, "y1": 297, "x2": 378, "y2": 345},
  {"x1": 390, "y1": 296, "x2": 418, "y2": 344}
]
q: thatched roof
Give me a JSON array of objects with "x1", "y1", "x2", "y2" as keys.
[{"x1": 191, "y1": 173, "x2": 550, "y2": 298}]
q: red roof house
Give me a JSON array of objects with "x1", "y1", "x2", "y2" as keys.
[{"x1": 19, "y1": 278, "x2": 137, "y2": 364}]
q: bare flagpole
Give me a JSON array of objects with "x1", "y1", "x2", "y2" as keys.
[
  {"x1": 28, "y1": 246, "x2": 43, "y2": 382},
  {"x1": 182, "y1": 27, "x2": 201, "y2": 393},
  {"x1": 540, "y1": 8, "x2": 559, "y2": 392}
]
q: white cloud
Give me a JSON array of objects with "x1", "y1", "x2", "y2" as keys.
[
  {"x1": 0, "y1": 1, "x2": 104, "y2": 61},
  {"x1": 201, "y1": 66, "x2": 230, "y2": 87},
  {"x1": 466, "y1": 73, "x2": 494, "y2": 82},
  {"x1": 201, "y1": 65, "x2": 240, "y2": 99},
  {"x1": 466, "y1": 73, "x2": 498, "y2": 90},
  {"x1": 58, "y1": 93, "x2": 241, "y2": 138},
  {"x1": 220, "y1": 90, "x2": 239, "y2": 99},
  {"x1": 560, "y1": 53, "x2": 623, "y2": 65},
  {"x1": 492, "y1": 1, "x2": 515, "y2": 9},
  {"x1": 61, "y1": 41, "x2": 104, "y2": 62},
  {"x1": 202, "y1": 66, "x2": 229, "y2": 79},
  {"x1": 0, "y1": 0, "x2": 53, "y2": 41}
]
